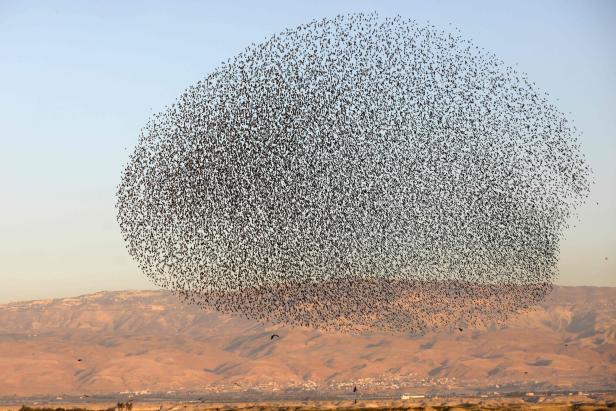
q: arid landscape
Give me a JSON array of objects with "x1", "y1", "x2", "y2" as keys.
[
  {"x1": 2, "y1": 2, "x2": 614, "y2": 410},
  {"x1": 0, "y1": 286, "x2": 614, "y2": 402}
]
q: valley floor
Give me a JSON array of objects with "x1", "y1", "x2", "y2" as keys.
[{"x1": 1, "y1": 393, "x2": 615, "y2": 411}]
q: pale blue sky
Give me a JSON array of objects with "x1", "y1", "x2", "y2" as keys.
[{"x1": 0, "y1": 0, "x2": 614, "y2": 303}]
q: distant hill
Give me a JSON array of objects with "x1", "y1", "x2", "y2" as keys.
[{"x1": 0, "y1": 287, "x2": 614, "y2": 397}]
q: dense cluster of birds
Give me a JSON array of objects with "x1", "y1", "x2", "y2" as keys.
[{"x1": 116, "y1": 13, "x2": 591, "y2": 334}]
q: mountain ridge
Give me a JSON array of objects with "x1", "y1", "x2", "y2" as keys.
[{"x1": 0, "y1": 287, "x2": 614, "y2": 396}]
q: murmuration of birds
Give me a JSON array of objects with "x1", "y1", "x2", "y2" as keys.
[{"x1": 116, "y1": 13, "x2": 592, "y2": 334}]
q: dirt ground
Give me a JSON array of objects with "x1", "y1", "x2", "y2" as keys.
[{"x1": 1, "y1": 394, "x2": 615, "y2": 411}]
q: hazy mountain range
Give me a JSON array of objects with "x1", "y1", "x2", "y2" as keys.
[{"x1": 0, "y1": 287, "x2": 614, "y2": 397}]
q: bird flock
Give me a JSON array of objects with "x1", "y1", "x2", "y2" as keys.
[{"x1": 116, "y1": 13, "x2": 591, "y2": 334}]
